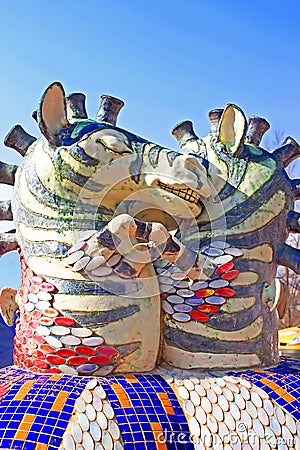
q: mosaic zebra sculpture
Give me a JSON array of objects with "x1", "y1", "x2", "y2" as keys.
[{"x1": 0, "y1": 82, "x2": 299, "y2": 449}]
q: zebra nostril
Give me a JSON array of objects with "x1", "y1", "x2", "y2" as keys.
[{"x1": 96, "y1": 95, "x2": 125, "y2": 125}]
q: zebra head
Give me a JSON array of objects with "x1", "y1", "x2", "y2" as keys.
[{"x1": 28, "y1": 82, "x2": 211, "y2": 228}]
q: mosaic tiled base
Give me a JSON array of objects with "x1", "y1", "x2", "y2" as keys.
[
  {"x1": 0, "y1": 367, "x2": 88, "y2": 449},
  {"x1": 0, "y1": 358, "x2": 299, "y2": 449},
  {"x1": 158, "y1": 359, "x2": 300, "y2": 449},
  {"x1": 60, "y1": 373, "x2": 192, "y2": 450},
  {"x1": 229, "y1": 358, "x2": 300, "y2": 421}
]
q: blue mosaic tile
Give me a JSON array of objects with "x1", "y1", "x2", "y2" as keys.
[
  {"x1": 228, "y1": 357, "x2": 300, "y2": 422},
  {"x1": 135, "y1": 442, "x2": 150, "y2": 450},
  {"x1": 1, "y1": 360, "x2": 299, "y2": 449},
  {"x1": 49, "y1": 436, "x2": 64, "y2": 446},
  {"x1": 0, "y1": 367, "x2": 89, "y2": 450},
  {"x1": 101, "y1": 374, "x2": 194, "y2": 450},
  {"x1": 38, "y1": 433, "x2": 50, "y2": 444},
  {"x1": 48, "y1": 410, "x2": 60, "y2": 418},
  {"x1": 23, "y1": 441, "x2": 36, "y2": 450},
  {"x1": 1, "y1": 438, "x2": 13, "y2": 448},
  {"x1": 131, "y1": 423, "x2": 143, "y2": 432},
  {"x1": 293, "y1": 409, "x2": 300, "y2": 421},
  {"x1": 3, "y1": 428, "x2": 16, "y2": 439},
  {"x1": 132, "y1": 431, "x2": 145, "y2": 441},
  {"x1": 26, "y1": 431, "x2": 39, "y2": 442}
]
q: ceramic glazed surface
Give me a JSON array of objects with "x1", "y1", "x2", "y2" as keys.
[
  {"x1": 0, "y1": 359, "x2": 299, "y2": 449},
  {"x1": 0, "y1": 82, "x2": 299, "y2": 448}
]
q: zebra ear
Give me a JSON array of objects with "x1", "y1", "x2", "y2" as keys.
[
  {"x1": 217, "y1": 104, "x2": 247, "y2": 155},
  {"x1": 38, "y1": 82, "x2": 70, "y2": 146}
]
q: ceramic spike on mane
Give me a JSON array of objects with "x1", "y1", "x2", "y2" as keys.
[{"x1": 0, "y1": 82, "x2": 300, "y2": 450}]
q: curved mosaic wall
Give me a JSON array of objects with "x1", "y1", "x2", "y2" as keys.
[{"x1": 0, "y1": 358, "x2": 299, "y2": 449}]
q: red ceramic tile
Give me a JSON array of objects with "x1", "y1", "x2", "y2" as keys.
[
  {"x1": 47, "y1": 367, "x2": 61, "y2": 373},
  {"x1": 198, "y1": 304, "x2": 219, "y2": 313},
  {"x1": 46, "y1": 355, "x2": 65, "y2": 365},
  {"x1": 39, "y1": 344, "x2": 55, "y2": 354},
  {"x1": 215, "y1": 287, "x2": 236, "y2": 297},
  {"x1": 40, "y1": 282, "x2": 56, "y2": 293},
  {"x1": 22, "y1": 313, "x2": 32, "y2": 322},
  {"x1": 31, "y1": 310, "x2": 42, "y2": 320},
  {"x1": 215, "y1": 261, "x2": 234, "y2": 274},
  {"x1": 24, "y1": 347, "x2": 32, "y2": 357},
  {"x1": 56, "y1": 349, "x2": 77, "y2": 358},
  {"x1": 89, "y1": 355, "x2": 111, "y2": 365},
  {"x1": 189, "y1": 310, "x2": 210, "y2": 322},
  {"x1": 18, "y1": 353, "x2": 25, "y2": 362},
  {"x1": 54, "y1": 317, "x2": 75, "y2": 326},
  {"x1": 67, "y1": 356, "x2": 88, "y2": 366},
  {"x1": 29, "y1": 320, "x2": 39, "y2": 329},
  {"x1": 25, "y1": 329, "x2": 34, "y2": 338},
  {"x1": 195, "y1": 288, "x2": 215, "y2": 298},
  {"x1": 32, "y1": 334, "x2": 46, "y2": 344},
  {"x1": 96, "y1": 346, "x2": 118, "y2": 357},
  {"x1": 75, "y1": 346, "x2": 97, "y2": 356},
  {"x1": 24, "y1": 359, "x2": 33, "y2": 368},
  {"x1": 27, "y1": 321, "x2": 35, "y2": 331},
  {"x1": 21, "y1": 323, "x2": 29, "y2": 331},
  {"x1": 32, "y1": 349, "x2": 44, "y2": 358},
  {"x1": 221, "y1": 270, "x2": 240, "y2": 281},
  {"x1": 33, "y1": 359, "x2": 49, "y2": 369}
]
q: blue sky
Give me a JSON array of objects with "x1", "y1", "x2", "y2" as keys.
[{"x1": 0, "y1": 0, "x2": 300, "y2": 293}]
